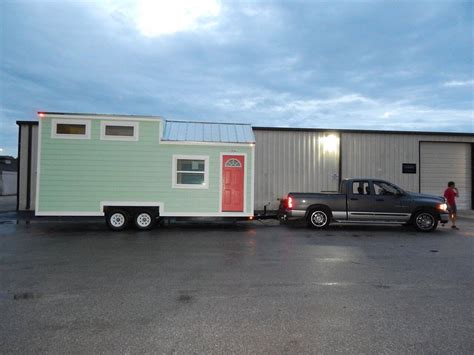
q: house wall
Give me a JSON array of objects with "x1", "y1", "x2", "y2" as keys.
[{"x1": 37, "y1": 117, "x2": 254, "y2": 216}]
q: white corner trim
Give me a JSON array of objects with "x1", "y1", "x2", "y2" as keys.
[
  {"x1": 100, "y1": 120, "x2": 139, "y2": 141},
  {"x1": 172, "y1": 155, "x2": 209, "y2": 189},
  {"x1": 51, "y1": 118, "x2": 91, "y2": 139},
  {"x1": 35, "y1": 118, "x2": 43, "y2": 214}
]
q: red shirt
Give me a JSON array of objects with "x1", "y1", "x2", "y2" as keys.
[{"x1": 444, "y1": 188, "x2": 457, "y2": 206}]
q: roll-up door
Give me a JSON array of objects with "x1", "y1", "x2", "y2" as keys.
[{"x1": 420, "y1": 142, "x2": 472, "y2": 210}]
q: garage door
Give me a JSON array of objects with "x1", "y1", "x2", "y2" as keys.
[{"x1": 420, "y1": 142, "x2": 472, "y2": 210}]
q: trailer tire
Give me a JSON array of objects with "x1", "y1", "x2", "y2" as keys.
[
  {"x1": 307, "y1": 208, "x2": 330, "y2": 229},
  {"x1": 106, "y1": 209, "x2": 129, "y2": 231},
  {"x1": 134, "y1": 210, "x2": 155, "y2": 231}
]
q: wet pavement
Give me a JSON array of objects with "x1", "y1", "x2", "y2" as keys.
[{"x1": 1, "y1": 215, "x2": 473, "y2": 354}]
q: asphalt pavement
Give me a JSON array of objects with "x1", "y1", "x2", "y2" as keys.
[{"x1": 0, "y1": 215, "x2": 473, "y2": 354}]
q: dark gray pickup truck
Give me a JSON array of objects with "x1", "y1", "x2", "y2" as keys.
[{"x1": 280, "y1": 178, "x2": 449, "y2": 232}]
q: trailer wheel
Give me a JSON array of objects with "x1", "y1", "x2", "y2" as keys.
[
  {"x1": 307, "y1": 208, "x2": 330, "y2": 229},
  {"x1": 106, "y1": 209, "x2": 129, "y2": 231},
  {"x1": 134, "y1": 210, "x2": 155, "y2": 231}
]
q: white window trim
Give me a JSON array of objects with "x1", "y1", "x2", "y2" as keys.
[
  {"x1": 100, "y1": 121, "x2": 139, "y2": 141},
  {"x1": 172, "y1": 155, "x2": 209, "y2": 189},
  {"x1": 51, "y1": 119, "x2": 91, "y2": 139}
]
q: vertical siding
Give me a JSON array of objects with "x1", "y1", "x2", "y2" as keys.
[
  {"x1": 341, "y1": 133, "x2": 474, "y2": 207},
  {"x1": 254, "y1": 130, "x2": 340, "y2": 210}
]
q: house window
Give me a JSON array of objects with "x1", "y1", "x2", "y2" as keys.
[
  {"x1": 172, "y1": 155, "x2": 209, "y2": 189},
  {"x1": 101, "y1": 121, "x2": 138, "y2": 141},
  {"x1": 51, "y1": 119, "x2": 91, "y2": 139}
]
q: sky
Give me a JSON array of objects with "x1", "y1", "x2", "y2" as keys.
[{"x1": 1, "y1": 0, "x2": 473, "y2": 156}]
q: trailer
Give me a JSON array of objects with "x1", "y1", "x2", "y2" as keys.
[{"x1": 35, "y1": 112, "x2": 256, "y2": 230}]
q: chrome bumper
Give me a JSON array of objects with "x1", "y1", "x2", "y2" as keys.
[{"x1": 284, "y1": 209, "x2": 306, "y2": 220}]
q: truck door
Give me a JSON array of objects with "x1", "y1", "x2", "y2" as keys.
[
  {"x1": 347, "y1": 180, "x2": 375, "y2": 220},
  {"x1": 371, "y1": 181, "x2": 411, "y2": 221}
]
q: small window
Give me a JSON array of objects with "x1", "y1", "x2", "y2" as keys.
[
  {"x1": 101, "y1": 121, "x2": 138, "y2": 141},
  {"x1": 52, "y1": 119, "x2": 91, "y2": 139},
  {"x1": 173, "y1": 155, "x2": 209, "y2": 189},
  {"x1": 225, "y1": 159, "x2": 242, "y2": 167}
]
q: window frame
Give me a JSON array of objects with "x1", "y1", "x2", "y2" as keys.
[
  {"x1": 172, "y1": 155, "x2": 209, "y2": 189},
  {"x1": 51, "y1": 119, "x2": 91, "y2": 139},
  {"x1": 100, "y1": 121, "x2": 139, "y2": 141}
]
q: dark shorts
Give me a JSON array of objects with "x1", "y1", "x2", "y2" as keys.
[{"x1": 448, "y1": 204, "x2": 457, "y2": 214}]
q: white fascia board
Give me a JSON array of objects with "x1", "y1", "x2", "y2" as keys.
[
  {"x1": 160, "y1": 140, "x2": 255, "y2": 147},
  {"x1": 41, "y1": 113, "x2": 163, "y2": 123}
]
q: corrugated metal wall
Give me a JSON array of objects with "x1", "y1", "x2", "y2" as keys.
[
  {"x1": 253, "y1": 129, "x2": 340, "y2": 210},
  {"x1": 341, "y1": 133, "x2": 474, "y2": 194}
]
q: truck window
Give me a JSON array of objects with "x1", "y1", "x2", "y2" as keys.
[
  {"x1": 374, "y1": 181, "x2": 401, "y2": 196},
  {"x1": 352, "y1": 181, "x2": 370, "y2": 195}
]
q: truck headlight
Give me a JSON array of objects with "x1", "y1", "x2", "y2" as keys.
[{"x1": 438, "y1": 203, "x2": 447, "y2": 211}]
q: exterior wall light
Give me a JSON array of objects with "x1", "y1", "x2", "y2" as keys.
[{"x1": 321, "y1": 134, "x2": 339, "y2": 153}]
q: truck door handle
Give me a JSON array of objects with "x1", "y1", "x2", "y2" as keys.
[
  {"x1": 376, "y1": 198, "x2": 384, "y2": 201},
  {"x1": 350, "y1": 198, "x2": 358, "y2": 201}
]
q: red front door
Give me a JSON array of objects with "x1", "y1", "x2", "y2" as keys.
[{"x1": 222, "y1": 155, "x2": 245, "y2": 212}]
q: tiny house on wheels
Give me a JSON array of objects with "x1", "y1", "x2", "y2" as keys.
[{"x1": 35, "y1": 112, "x2": 255, "y2": 230}]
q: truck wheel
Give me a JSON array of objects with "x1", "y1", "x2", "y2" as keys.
[
  {"x1": 106, "y1": 209, "x2": 129, "y2": 231},
  {"x1": 307, "y1": 209, "x2": 330, "y2": 229},
  {"x1": 414, "y1": 211, "x2": 438, "y2": 232},
  {"x1": 134, "y1": 210, "x2": 155, "y2": 231}
]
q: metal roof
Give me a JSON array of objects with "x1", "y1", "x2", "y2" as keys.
[{"x1": 162, "y1": 120, "x2": 255, "y2": 143}]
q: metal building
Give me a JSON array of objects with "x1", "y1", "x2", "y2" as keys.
[
  {"x1": 16, "y1": 121, "x2": 474, "y2": 212},
  {"x1": 254, "y1": 127, "x2": 473, "y2": 211}
]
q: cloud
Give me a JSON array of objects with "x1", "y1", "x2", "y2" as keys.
[
  {"x1": 443, "y1": 80, "x2": 474, "y2": 87},
  {"x1": 99, "y1": 0, "x2": 221, "y2": 37}
]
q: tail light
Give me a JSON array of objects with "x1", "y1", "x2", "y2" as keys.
[{"x1": 287, "y1": 196, "x2": 293, "y2": 209}]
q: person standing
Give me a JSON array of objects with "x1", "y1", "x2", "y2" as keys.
[{"x1": 444, "y1": 181, "x2": 459, "y2": 230}]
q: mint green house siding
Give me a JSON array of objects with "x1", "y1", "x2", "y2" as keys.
[{"x1": 36, "y1": 114, "x2": 255, "y2": 217}]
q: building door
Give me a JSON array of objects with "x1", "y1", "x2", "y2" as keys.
[
  {"x1": 420, "y1": 142, "x2": 472, "y2": 210},
  {"x1": 222, "y1": 155, "x2": 245, "y2": 212}
]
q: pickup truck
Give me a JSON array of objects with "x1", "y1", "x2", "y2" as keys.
[{"x1": 279, "y1": 178, "x2": 449, "y2": 232}]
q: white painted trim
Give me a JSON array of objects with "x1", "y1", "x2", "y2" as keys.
[
  {"x1": 160, "y1": 140, "x2": 255, "y2": 147},
  {"x1": 172, "y1": 155, "x2": 209, "y2": 189},
  {"x1": 100, "y1": 201, "x2": 163, "y2": 210},
  {"x1": 219, "y1": 152, "x2": 248, "y2": 213},
  {"x1": 34, "y1": 118, "x2": 43, "y2": 216},
  {"x1": 36, "y1": 211, "x2": 104, "y2": 216},
  {"x1": 51, "y1": 119, "x2": 91, "y2": 139},
  {"x1": 160, "y1": 212, "x2": 253, "y2": 217},
  {"x1": 35, "y1": 211, "x2": 253, "y2": 217},
  {"x1": 251, "y1": 144, "x2": 255, "y2": 214},
  {"x1": 100, "y1": 121, "x2": 139, "y2": 141},
  {"x1": 41, "y1": 113, "x2": 163, "y2": 123}
]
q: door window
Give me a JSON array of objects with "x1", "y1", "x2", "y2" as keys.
[{"x1": 373, "y1": 181, "x2": 401, "y2": 196}]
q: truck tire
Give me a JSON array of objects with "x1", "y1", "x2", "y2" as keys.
[
  {"x1": 106, "y1": 209, "x2": 129, "y2": 231},
  {"x1": 413, "y1": 210, "x2": 438, "y2": 232},
  {"x1": 134, "y1": 210, "x2": 155, "y2": 231},
  {"x1": 307, "y1": 208, "x2": 330, "y2": 229}
]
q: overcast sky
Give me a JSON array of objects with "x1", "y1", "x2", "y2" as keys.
[{"x1": 1, "y1": 0, "x2": 473, "y2": 156}]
